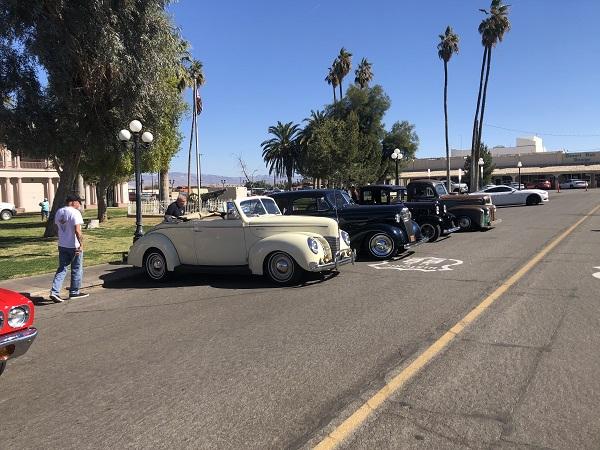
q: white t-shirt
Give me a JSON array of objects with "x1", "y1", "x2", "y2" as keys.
[{"x1": 55, "y1": 206, "x2": 84, "y2": 248}]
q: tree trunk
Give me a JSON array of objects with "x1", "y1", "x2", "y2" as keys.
[
  {"x1": 339, "y1": 79, "x2": 343, "y2": 101},
  {"x1": 443, "y1": 60, "x2": 451, "y2": 194},
  {"x1": 186, "y1": 82, "x2": 196, "y2": 196},
  {"x1": 44, "y1": 152, "x2": 81, "y2": 237},
  {"x1": 470, "y1": 46, "x2": 488, "y2": 191},
  {"x1": 287, "y1": 169, "x2": 293, "y2": 191},
  {"x1": 96, "y1": 177, "x2": 109, "y2": 223},
  {"x1": 476, "y1": 47, "x2": 493, "y2": 167},
  {"x1": 159, "y1": 167, "x2": 170, "y2": 202},
  {"x1": 333, "y1": 86, "x2": 337, "y2": 103}
]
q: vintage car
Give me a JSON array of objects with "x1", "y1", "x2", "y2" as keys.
[
  {"x1": 473, "y1": 185, "x2": 549, "y2": 206},
  {"x1": 269, "y1": 189, "x2": 427, "y2": 260},
  {"x1": 559, "y1": 178, "x2": 588, "y2": 189},
  {"x1": 0, "y1": 201, "x2": 17, "y2": 221},
  {"x1": 357, "y1": 185, "x2": 460, "y2": 242},
  {"x1": 406, "y1": 180, "x2": 499, "y2": 231},
  {"x1": 525, "y1": 179, "x2": 552, "y2": 190},
  {"x1": 0, "y1": 288, "x2": 37, "y2": 376},
  {"x1": 128, "y1": 196, "x2": 354, "y2": 285}
]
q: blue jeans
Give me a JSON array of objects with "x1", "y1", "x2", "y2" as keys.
[{"x1": 51, "y1": 247, "x2": 83, "y2": 296}]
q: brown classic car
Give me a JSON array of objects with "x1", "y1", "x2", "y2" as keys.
[{"x1": 406, "y1": 180, "x2": 499, "y2": 230}]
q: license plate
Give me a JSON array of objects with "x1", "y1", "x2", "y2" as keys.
[{"x1": 409, "y1": 235, "x2": 416, "y2": 242}]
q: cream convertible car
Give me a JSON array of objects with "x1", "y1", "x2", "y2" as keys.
[{"x1": 128, "y1": 196, "x2": 355, "y2": 285}]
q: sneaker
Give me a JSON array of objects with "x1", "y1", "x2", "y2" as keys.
[
  {"x1": 69, "y1": 292, "x2": 89, "y2": 299},
  {"x1": 50, "y1": 293, "x2": 64, "y2": 303}
]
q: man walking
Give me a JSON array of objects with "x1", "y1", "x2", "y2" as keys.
[
  {"x1": 39, "y1": 197, "x2": 50, "y2": 221},
  {"x1": 49, "y1": 194, "x2": 89, "y2": 303}
]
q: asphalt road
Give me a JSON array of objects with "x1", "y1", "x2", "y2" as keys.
[{"x1": 2, "y1": 189, "x2": 599, "y2": 449}]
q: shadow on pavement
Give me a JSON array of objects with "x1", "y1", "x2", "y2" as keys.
[{"x1": 100, "y1": 266, "x2": 339, "y2": 291}]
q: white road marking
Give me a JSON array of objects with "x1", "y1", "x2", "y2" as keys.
[
  {"x1": 592, "y1": 266, "x2": 600, "y2": 279},
  {"x1": 369, "y1": 257, "x2": 463, "y2": 272}
]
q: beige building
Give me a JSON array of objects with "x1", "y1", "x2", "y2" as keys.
[
  {"x1": 394, "y1": 137, "x2": 600, "y2": 188},
  {"x1": 0, "y1": 146, "x2": 129, "y2": 212}
]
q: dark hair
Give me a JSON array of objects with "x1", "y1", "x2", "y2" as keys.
[{"x1": 65, "y1": 194, "x2": 84, "y2": 203}]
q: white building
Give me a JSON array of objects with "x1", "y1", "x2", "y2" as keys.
[
  {"x1": 451, "y1": 136, "x2": 547, "y2": 158},
  {"x1": 0, "y1": 146, "x2": 129, "y2": 212}
]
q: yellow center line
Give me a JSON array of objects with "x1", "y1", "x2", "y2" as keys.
[{"x1": 314, "y1": 204, "x2": 600, "y2": 450}]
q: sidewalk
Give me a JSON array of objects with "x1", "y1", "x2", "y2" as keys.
[{"x1": 0, "y1": 263, "x2": 139, "y2": 299}]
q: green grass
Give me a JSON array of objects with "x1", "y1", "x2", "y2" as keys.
[{"x1": 0, "y1": 208, "x2": 162, "y2": 280}]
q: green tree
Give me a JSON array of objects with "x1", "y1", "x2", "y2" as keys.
[
  {"x1": 437, "y1": 26, "x2": 460, "y2": 194},
  {"x1": 354, "y1": 58, "x2": 374, "y2": 89},
  {"x1": 380, "y1": 121, "x2": 419, "y2": 182},
  {"x1": 463, "y1": 143, "x2": 495, "y2": 188},
  {"x1": 261, "y1": 121, "x2": 302, "y2": 190},
  {"x1": 470, "y1": 0, "x2": 511, "y2": 190},
  {"x1": 0, "y1": 0, "x2": 187, "y2": 236},
  {"x1": 333, "y1": 47, "x2": 352, "y2": 100}
]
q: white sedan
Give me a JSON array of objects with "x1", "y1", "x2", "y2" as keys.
[
  {"x1": 560, "y1": 179, "x2": 588, "y2": 189},
  {"x1": 473, "y1": 185, "x2": 549, "y2": 206}
]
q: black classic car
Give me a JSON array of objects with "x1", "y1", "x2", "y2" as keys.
[
  {"x1": 406, "y1": 180, "x2": 499, "y2": 231},
  {"x1": 269, "y1": 189, "x2": 427, "y2": 260},
  {"x1": 357, "y1": 185, "x2": 459, "y2": 242}
]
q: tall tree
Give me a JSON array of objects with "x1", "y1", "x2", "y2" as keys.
[
  {"x1": 325, "y1": 66, "x2": 339, "y2": 103},
  {"x1": 470, "y1": 0, "x2": 511, "y2": 190},
  {"x1": 354, "y1": 58, "x2": 374, "y2": 89},
  {"x1": 437, "y1": 26, "x2": 460, "y2": 194},
  {"x1": 380, "y1": 121, "x2": 419, "y2": 182},
  {"x1": 463, "y1": 143, "x2": 495, "y2": 188},
  {"x1": 334, "y1": 47, "x2": 352, "y2": 99},
  {"x1": 0, "y1": 0, "x2": 187, "y2": 236},
  {"x1": 261, "y1": 121, "x2": 301, "y2": 190}
]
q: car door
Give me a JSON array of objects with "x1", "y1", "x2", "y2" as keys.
[
  {"x1": 484, "y1": 186, "x2": 513, "y2": 205},
  {"x1": 193, "y1": 217, "x2": 248, "y2": 266}
]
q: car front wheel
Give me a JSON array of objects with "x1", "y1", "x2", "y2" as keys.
[
  {"x1": 526, "y1": 195, "x2": 540, "y2": 206},
  {"x1": 420, "y1": 222, "x2": 441, "y2": 242},
  {"x1": 144, "y1": 248, "x2": 169, "y2": 282},
  {"x1": 457, "y1": 216, "x2": 472, "y2": 231},
  {"x1": 0, "y1": 210, "x2": 12, "y2": 221},
  {"x1": 365, "y1": 232, "x2": 396, "y2": 260},
  {"x1": 0, "y1": 361, "x2": 5, "y2": 376},
  {"x1": 265, "y1": 251, "x2": 303, "y2": 286}
]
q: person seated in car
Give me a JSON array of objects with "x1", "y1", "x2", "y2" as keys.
[{"x1": 165, "y1": 194, "x2": 187, "y2": 219}]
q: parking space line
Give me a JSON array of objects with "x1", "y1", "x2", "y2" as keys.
[{"x1": 314, "y1": 204, "x2": 600, "y2": 450}]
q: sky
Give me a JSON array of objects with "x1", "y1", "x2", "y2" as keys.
[{"x1": 167, "y1": 0, "x2": 600, "y2": 177}]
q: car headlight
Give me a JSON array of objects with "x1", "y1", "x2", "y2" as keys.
[
  {"x1": 340, "y1": 230, "x2": 350, "y2": 246},
  {"x1": 307, "y1": 237, "x2": 320, "y2": 254},
  {"x1": 8, "y1": 306, "x2": 29, "y2": 328},
  {"x1": 395, "y1": 213, "x2": 402, "y2": 223}
]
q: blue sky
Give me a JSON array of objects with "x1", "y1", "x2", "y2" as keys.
[{"x1": 167, "y1": 0, "x2": 600, "y2": 177}]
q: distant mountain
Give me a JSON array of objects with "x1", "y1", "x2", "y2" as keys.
[{"x1": 131, "y1": 172, "x2": 273, "y2": 188}]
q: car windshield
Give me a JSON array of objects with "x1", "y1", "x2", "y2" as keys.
[
  {"x1": 435, "y1": 184, "x2": 448, "y2": 196},
  {"x1": 239, "y1": 198, "x2": 281, "y2": 217},
  {"x1": 326, "y1": 191, "x2": 355, "y2": 208}
]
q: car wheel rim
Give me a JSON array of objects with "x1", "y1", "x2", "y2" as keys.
[
  {"x1": 0, "y1": 212, "x2": 9, "y2": 220},
  {"x1": 146, "y1": 253, "x2": 165, "y2": 279},
  {"x1": 420, "y1": 224, "x2": 435, "y2": 239},
  {"x1": 369, "y1": 234, "x2": 394, "y2": 258},
  {"x1": 268, "y1": 253, "x2": 294, "y2": 282},
  {"x1": 458, "y1": 217, "x2": 471, "y2": 229}
]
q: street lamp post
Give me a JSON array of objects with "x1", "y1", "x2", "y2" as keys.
[
  {"x1": 478, "y1": 157, "x2": 484, "y2": 191},
  {"x1": 390, "y1": 148, "x2": 403, "y2": 185},
  {"x1": 221, "y1": 179, "x2": 226, "y2": 188},
  {"x1": 118, "y1": 120, "x2": 154, "y2": 242},
  {"x1": 458, "y1": 168, "x2": 463, "y2": 188},
  {"x1": 517, "y1": 161, "x2": 522, "y2": 190},
  {"x1": 427, "y1": 168, "x2": 431, "y2": 179}
]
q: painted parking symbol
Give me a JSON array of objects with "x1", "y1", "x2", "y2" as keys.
[
  {"x1": 593, "y1": 267, "x2": 600, "y2": 279},
  {"x1": 369, "y1": 257, "x2": 463, "y2": 272}
]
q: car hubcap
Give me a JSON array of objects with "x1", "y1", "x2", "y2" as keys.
[
  {"x1": 269, "y1": 253, "x2": 293, "y2": 281},
  {"x1": 369, "y1": 234, "x2": 394, "y2": 257},
  {"x1": 458, "y1": 217, "x2": 471, "y2": 229},
  {"x1": 421, "y1": 224, "x2": 434, "y2": 238},
  {"x1": 147, "y1": 254, "x2": 165, "y2": 279}
]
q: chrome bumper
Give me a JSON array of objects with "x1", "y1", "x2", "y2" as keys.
[
  {"x1": 444, "y1": 226, "x2": 461, "y2": 234},
  {"x1": 0, "y1": 327, "x2": 37, "y2": 362},
  {"x1": 403, "y1": 236, "x2": 429, "y2": 249},
  {"x1": 308, "y1": 250, "x2": 356, "y2": 272}
]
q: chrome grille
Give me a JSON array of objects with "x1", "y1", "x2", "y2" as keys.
[{"x1": 325, "y1": 236, "x2": 339, "y2": 254}]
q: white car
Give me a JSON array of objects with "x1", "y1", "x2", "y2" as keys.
[
  {"x1": 560, "y1": 179, "x2": 588, "y2": 189},
  {"x1": 128, "y1": 196, "x2": 355, "y2": 285},
  {"x1": 473, "y1": 185, "x2": 549, "y2": 206},
  {"x1": 0, "y1": 202, "x2": 17, "y2": 220}
]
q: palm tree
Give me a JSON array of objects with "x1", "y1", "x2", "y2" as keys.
[
  {"x1": 470, "y1": 0, "x2": 510, "y2": 190},
  {"x1": 334, "y1": 47, "x2": 352, "y2": 99},
  {"x1": 437, "y1": 26, "x2": 460, "y2": 194},
  {"x1": 298, "y1": 110, "x2": 327, "y2": 186},
  {"x1": 354, "y1": 58, "x2": 373, "y2": 88},
  {"x1": 261, "y1": 121, "x2": 302, "y2": 190},
  {"x1": 325, "y1": 66, "x2": 339, "y2": 103},
  {"x1": 179, "y1": 57, "x2": 205, "y2": 197}
]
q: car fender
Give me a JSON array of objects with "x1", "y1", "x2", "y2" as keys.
[
  {"x1": 248, "y1": 232, "x2": 323, "y2": 275},
  {"x1": 350, "y1": 223, "x2": 406, "y2": 248},
  {"x1": 128, "y1": 232, "x2": 181, "y2": 271}
]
